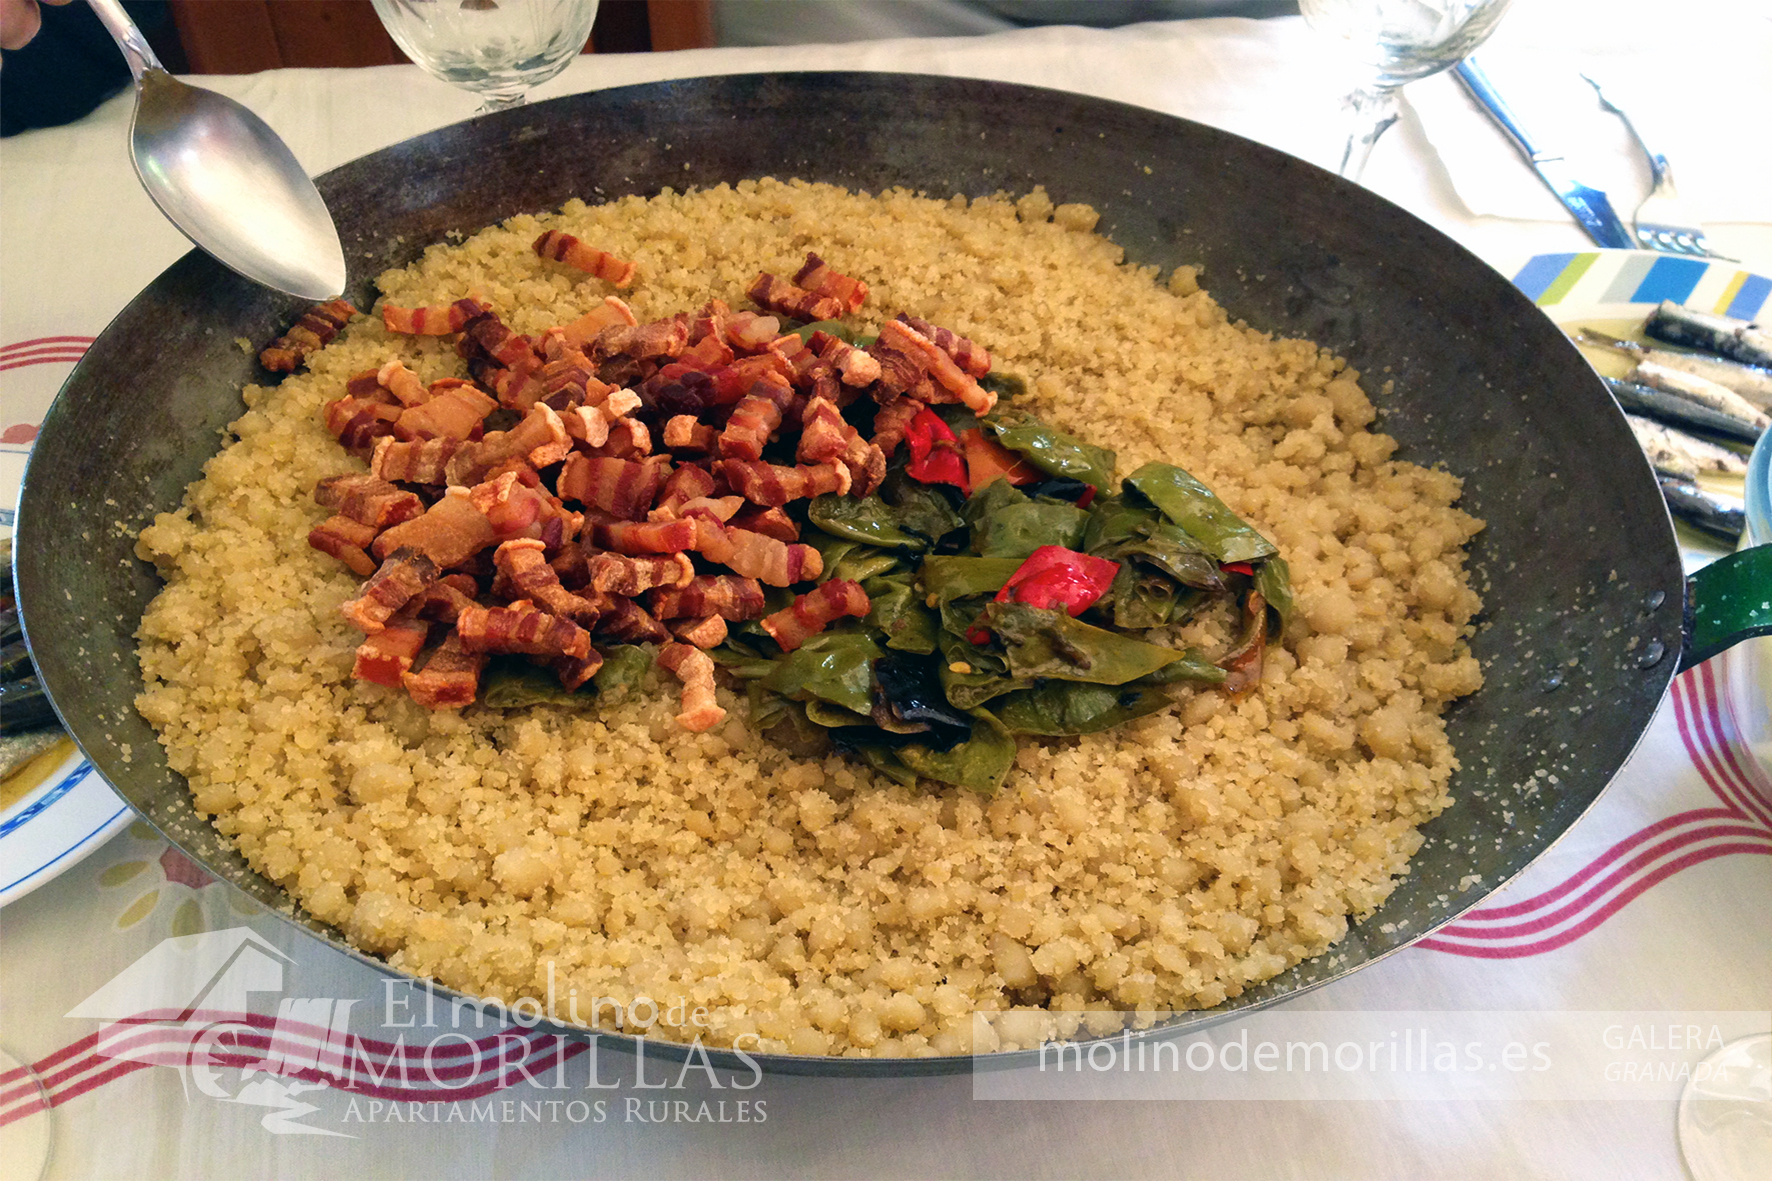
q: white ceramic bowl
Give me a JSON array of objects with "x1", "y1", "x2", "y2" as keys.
[{"x1": 1727, "y1": 428, "x2": 1772, "y2": 769}]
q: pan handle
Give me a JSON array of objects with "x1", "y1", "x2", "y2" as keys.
[{"x1": 1679, "y1": 546, "x2": 1772, "y2": 672}]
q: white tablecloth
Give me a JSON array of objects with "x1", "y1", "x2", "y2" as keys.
[{"x1": 2, "y1": 3, "x2": 1769, "y2": 1178}]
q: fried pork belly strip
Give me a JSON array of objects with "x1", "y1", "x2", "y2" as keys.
[
  {"x1": 532, "y1": 231, "x2": 637, "y2": 287},
  {"x1": 646, "y1": 575, "x2": 767, "y2": 621},
  {"x1": 594, "y1": 317, "x2": 689, "y2": 362},
  {"x1": 594, "y1": 596, "x2": 670, "y2": 643},
  {"x1": 792, "y1": 252, "x2": 869, "y2": 315},
  {"x1": 798, "y1": 395, "x2": 884, "y2": 495},
  {"x1": 395, "y1": 381, "x2": 497, "y2": 442},
  {"x1": 868, "y1": 395, "x2": 922, "y2": 458},
  {"x1": 875, "y1": 319, "x2": 995, "y2": 416},
  {"x1": 381, "y1": 298, "x2": 483, "y2": 336},
  {"x1": 371, "y1": 437, "x2": 460, "y2": 485},
  {"x1": 718, "y1": 395, "x2": 784, "y2": 460},
  {"x1": 325, "y1": 396, "x2": 402, "y2": 457},
  {"x1": 586, "y1": 552, "x2": 696, "y2": 596},
  {"x1": 373, "y1": 488, "x2": 496, "y2": 567},
  {"x1": 657, "y1": 642, "x2": 725, "y2": 732},
  {"x1": 353, "y1": 616, "x2": 430, "y2": 687},
  {"x1": 760, "y1": 579, "x2": 871, "y2": 651},
  {"x1": 494, "y1": 539, "x2": 610, "y2": 624},
  {"x1": 894, "y1": 314, "x2": 991, "y2": 377},
  {"x1": 552, "y1": 648, "x2": 606, "y2": 691},
  {"x1": 558, "y1": 296, "x2": 638, "y2": 349},
  {"x1": 670, "y1": 614, "x2": 728, "y2": 649},
  {"x1": 314, "y1": 474, "x2": 424, "y2": 529},
  {"x1": 715, "y1": 458, "x2": 850, "y2": 507},
  {"x1": 308, "y1": 515, "x2": 378, "y2": 577},
  {"x1": 260, "y1": 299, "x2": 357, "y2": 372},
  {"x1": 402, "y1": 632, "x2": 486, "y2": 709},
  {"x1": 557, "y1": 454, "x2": 669, "y2": 519},
  {"x1": 747, "y1": 272, "x2": 842, "y2": 323},
  {"x1": 341, "y1": 548, "x2": 439, "y2": 634},
  {"x1": 809, "y1": 329, "x2": 881, "y2": 387},
  {"x1": 587, "y1": 515, "x2": 696, "y2": 555},
  {"x1": 721, "y1": 528, "x2": 822, "y2": 587},
  {"x1": 457, "y1": 600, "x2": 592, "y2": 661}
]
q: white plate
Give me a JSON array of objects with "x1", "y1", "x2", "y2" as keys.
[
  {"x1": 2, "y1": 375, "x2": 133, "y2": 906},
  {"x1": 0, "y1": 748, "x2": 131, "y2": 907},
  {"x1": 1511, "y1": 248, "x2": 1771, "y2": 773}
]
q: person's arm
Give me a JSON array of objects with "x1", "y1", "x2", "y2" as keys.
[{"x1": 1, "y1": 0, "x2": 70, "y2": 51}]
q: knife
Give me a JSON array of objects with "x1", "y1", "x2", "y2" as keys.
[{"x1": 1453, "y1": 57, "x2": 1635, "y2": 250}]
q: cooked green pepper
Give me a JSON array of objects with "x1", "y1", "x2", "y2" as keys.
[
  {"x1": 853, "y1": 743, "x2": 920, "y2": 787},
  {"x1": 986, "y1": 602, "x2": 1189, "y2": 684},
  {"x1": 1255, "y1": 554, "x2": 1294, "y2": 634},
  {"x1": 863, "y1": 573, "x2": 940, "y2": 655},
  {"x1": 835, "y1": 547, "x2": 905, "y2": 584},
  {"x1": 962, "y1": 479, "x2": 1089, "y2": 559},
  {"x1": 480, "y1": 657, "x2": 590, "y2": 709},
  {"x1": 759, "y1": 631, "x2": 884, "y2": 716},
  {"x1": 593, "y1": 645, "x2": 653, "y2": 698},
  {"x1": 1134, "y1": 652, "x2": 1228, "y2": 686},
  {"x1": 985, "y1": 409, "x2": 1117, "y2": 492},
  {"x1": 993, "y1": 681, "x2": 1177, "y2": 735},
  {"x1": 805, "y1": 698, "x2": 874, "y2": 728},
  {"x1": 480, "y1": 645, "x2": 652, "y2": 708},
  {"x1": 809, "y1": 493, "x2": 927, "y2": 549},
  {"x1": 920, "y1": 556, "x2": 1024, "y2": 603},
  {"x1": 1123, "y1": 462, "x2": 1277, "y2": 565},
  {"x1": 936, "y1": 629, "x2": 1026, "y2": 709},
  {"x1": 879, "y1": 467, "x2": 965, "y2": 545},
  {"x1": 788, "y1": 319, "x2": 855, "y2": 344},
  {"x1": 979, "y1": 371, "x2": 1027, "y2": 401},
  {"x1": 893, "y1": 707, "x2": 1017, "y2": 793}
]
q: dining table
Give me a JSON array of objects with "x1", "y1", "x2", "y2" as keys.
[{"x1": 1, "y1": 1, "x2": 1769, "y2": 1177}]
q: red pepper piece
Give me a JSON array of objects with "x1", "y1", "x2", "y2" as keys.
[
  {"x1": 958, "y1": 427, "x2": 1040, "y2": 489},
  {"x1": 904, "y1": 407, "x2": 970, "y2": 494},
  {"x1": 989, "y1": 545, "x2": 1120, "y2": 617},
  {"x1": 1221, "y1": 561, "x2": 1255, "y2": 576}
]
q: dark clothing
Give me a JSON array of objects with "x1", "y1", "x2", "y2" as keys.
[{"x1": 1, "y1": 2, "x2": 174, "y2": 136}]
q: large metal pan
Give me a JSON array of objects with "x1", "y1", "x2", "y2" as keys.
[{"x1": 15, "y1": 73, "x2": 1769, "y2": 1077}]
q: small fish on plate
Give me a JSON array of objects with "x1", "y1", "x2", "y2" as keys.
[
  {"x1": 1625, "y1": 414, "x2": 1750, "y2": 480},
  {"x1": 1644, "y1": 300, "x2": 1772, "y2": 369},
  {"x1": 1578, "y1": 328, "x2": 1772, "y2": 409},
  {"x1": 1656, "y1": 472, "x2": 1746, "y2": 547},
  {"x1": 1604, "y1": 376, "x2": 1763, "y2": 444}
]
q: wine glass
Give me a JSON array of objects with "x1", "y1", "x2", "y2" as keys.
[
  {"x1": 372, "y1": 0, "x2": 602, "y2": 114},
  {"x1": 1301, "y1": 0, "x2": 1514, "y2": 181},
  {"x1": 1678, "y1": 1033, "x2": 1772, "y2": 1181}
]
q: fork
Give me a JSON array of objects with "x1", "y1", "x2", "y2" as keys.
[{"x1": 1580, "y1": 73, "x2": 1733, "y2": 260}]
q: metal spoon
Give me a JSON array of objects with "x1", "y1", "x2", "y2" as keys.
[{"x1": 86, "y1": 0, "x2": 346, "y2": 300}]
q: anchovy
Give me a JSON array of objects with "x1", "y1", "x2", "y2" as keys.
[
  {"x1": 1632, "y1": 361, "x2": 1770, "y2": 432},
  {"x1": 1578, "y1": 328, "x2": 1772, "y2": 409},
  {"x1": 1625, "y1": 414, "x2": 1749, "y2": 479},
  {"x1": 1656, "y1": 473, "x2": 1745, "y2": 547},
  {"x1": 1605, "y1": 377, "x2": 1761, "y2": 444},
  {"x1": 0, "y1": 726, "x2": 66, "y2": 782},
  {"x1": 1644, "y1": 300, "x2": 1772, "y2": 369}
]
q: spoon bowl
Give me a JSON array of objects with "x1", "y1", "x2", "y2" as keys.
[{"x1": 88, "y1": 0, "x2": 346, "y2": 301}]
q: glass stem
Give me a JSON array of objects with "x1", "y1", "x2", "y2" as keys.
[
  {"x1": 1335, "y1": 84, "x2": 1401, "y2": 183},
  {"x1": 478, "y1": 92, "x2": 530, "y2": 115}
]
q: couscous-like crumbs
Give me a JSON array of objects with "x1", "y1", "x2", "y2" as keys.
[{"x1": 134, "y1": 179, "x2": 1483, "y2": 1058}]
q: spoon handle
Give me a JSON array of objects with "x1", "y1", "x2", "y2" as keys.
[{"x1": 86, "y1": 0, "x2": 165, "y2": 82}]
